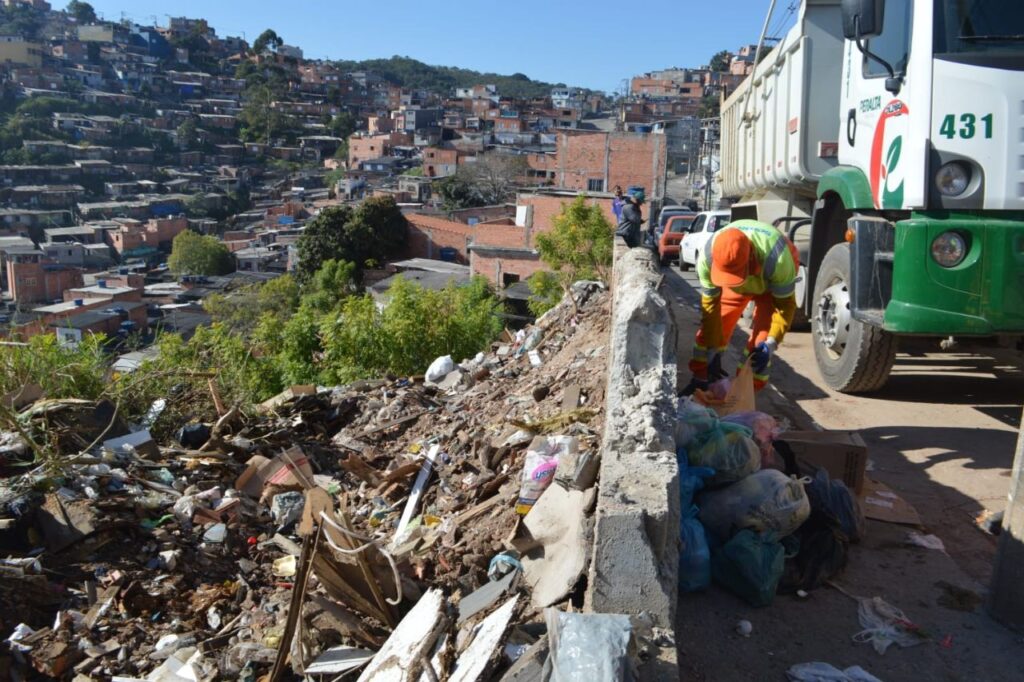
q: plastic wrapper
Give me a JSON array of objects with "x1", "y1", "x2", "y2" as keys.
[
  {"x1": 698, "y1": 469, "x2": 811, "y2": 542},
  {"x1": 516, "y1": 436, "x2": 576, "y2": 514},
  {"x1": 722, "y1": 411, "x2": 782, "y2": 468},
  {"x1": 711, "y1": 529, "x2": 785, "y2": 607},
  {"x1": 688, "y1": 422, "x2": 761, "y2": 488},
  {"x1": 545, "y1": 609, "x2": 632, "y2": 681}
]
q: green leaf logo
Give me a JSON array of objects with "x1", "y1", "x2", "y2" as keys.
[{"x1": 882, "y1": 136, "x2": 904, "y2": 208}]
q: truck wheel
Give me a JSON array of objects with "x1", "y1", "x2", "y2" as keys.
[{"x1": 811, "y1": 242, "x2": 896, "y2": 393}]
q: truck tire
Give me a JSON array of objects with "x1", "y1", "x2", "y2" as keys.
[{"x1": 811, "y1": 242, "x2": 896, "y2": 393}]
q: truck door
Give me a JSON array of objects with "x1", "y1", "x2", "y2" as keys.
[{"x1": 839, "y1": 0, "x2": 928, "y2": 209}]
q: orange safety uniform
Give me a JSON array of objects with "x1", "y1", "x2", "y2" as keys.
[{"x1": 689, "y1": 220, "x2": 800, "y2": 390}]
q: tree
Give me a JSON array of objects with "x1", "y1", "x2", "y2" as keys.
[
  {"x1": 204, "y1": 274, "x2": 300, "y2": 335},
  {"x1": 176, "y1": 118, "x2": 198, "y2": 150},
  {"x1": 168, "y1": 230, "x2": 234, "y2": 276},
  {"x1": 709, "y1": 49, "x2": 732, "y2": 73},
  {"x1": 435, "y1": 174, "x2": 482, "y2": 210},
  {"x1": 328, "y1": 111, "x2": 356, "y2": 139},
  {"x1": 318, "y1": 276, "x2": 503, "y2": 383},
  {"x1": 527, "y1": 271, "x2": 563, "y2": 317},
  {"x1": 66, "y1": 1, "x2": 97, "y2": 23},
  {"x1": 534, "y1": 196, "x2": 614, "y2": 297},
  {"x1": 238, "y1": 83, "x2": 294, "y2": 143},
  {"x1": 457, "y1": 153, "x2": 528, "y2": 205},
  {"x1": 698, "y1": 94, "x2": 720, "y2": 119},
  {"x1": 253, "y1": 29, "x2": 283, "y2": 55},
  {"x1": 293, "y1": 198, "x2": 408, "y2": 282},
  {"x1": 293, "y1": 205, "x2": 355, "y2": 283}
]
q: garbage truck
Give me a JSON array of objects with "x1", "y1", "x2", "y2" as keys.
[{"x1": 719, "y1": 0, "x2": 1024, "y2": 392}]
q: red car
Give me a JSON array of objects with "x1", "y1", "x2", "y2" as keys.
[{"x1": 657, "y1": 213, "x2": 696, "y2": 264}]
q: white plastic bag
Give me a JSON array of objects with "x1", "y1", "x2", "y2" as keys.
[
  {"x1": 698, "y1": 469, "x2": 810, "y2": 542},
  {"x1": 425, "y1": 355, "x2": 454, "y2": 382},
  {"x1": 786, "y1": 662, "x2": 885, "y2": 682},
  {"x1": 516, "y1": 436, "x2": 576, "y2": 514},
  {"x1": 853, "y1": 596, "x2": 925, "y2": 655}
]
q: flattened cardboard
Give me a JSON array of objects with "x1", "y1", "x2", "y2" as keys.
[
  {"x1": 781, "y1": 430, "x2": 868, "y2": 495},
  {"x1": 861, "y1": 477, "x2": 922, "y2": 526}
]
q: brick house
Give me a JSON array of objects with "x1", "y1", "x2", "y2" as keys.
[
  {"x1": 467, "y1": 190, "x2": 618, "y2": 287},
  {"x1": 405, "y1": 214, "x2": 475, "y2": 263},
  {"x1": 423, "y1": 146, "x2": 458, "y2": 178},
  {"x1": 5, "y1": 250, "x2": 83, "y2": 304}
]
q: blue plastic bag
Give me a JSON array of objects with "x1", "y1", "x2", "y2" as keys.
[
  {"x1": 680, "y1": 505, "x2": 711, "y2": 592},
  {"x1": 677, "y1": 449, "x2": 715, "y2": 509}
]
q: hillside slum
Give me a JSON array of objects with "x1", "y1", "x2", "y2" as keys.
[{"x1": 0, "y1": 282, "x2": 624, "y2": 681}]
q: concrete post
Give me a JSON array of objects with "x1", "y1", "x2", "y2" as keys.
[{"x1": 989, "y1": 404, "x2": 1024, "y2": 631}]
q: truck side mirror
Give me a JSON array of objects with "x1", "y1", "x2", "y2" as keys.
[{"x1": 840, "y1": 0, "x2": 885, "y2": 40}]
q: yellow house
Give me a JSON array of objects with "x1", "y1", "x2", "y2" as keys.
[{"x1": 0, "y1": 36, "x2": 43, "y2": 67}]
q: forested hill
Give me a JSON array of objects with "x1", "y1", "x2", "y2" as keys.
[{"x1": 332, "y1": 55, "x2": 575, "y2": 98}]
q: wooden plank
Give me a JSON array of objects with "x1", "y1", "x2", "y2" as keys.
[
  {"x1": 357, "y1": 588, "x2": 447, "y2": 682},
  {"x1": 449, "y1": 596, "x2": 519, "y2": 682},
  {"x1": 361, "y1": 410, "x2": 427, "y2": 437}
]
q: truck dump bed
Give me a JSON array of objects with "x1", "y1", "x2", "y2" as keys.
[{"x1": 720, "y1": 1, "x2": 844, "y2": 200}]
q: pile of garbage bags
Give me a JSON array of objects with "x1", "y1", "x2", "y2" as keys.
[{"x1": 676, "y1": 399, "x2": 864, "y2": 606}]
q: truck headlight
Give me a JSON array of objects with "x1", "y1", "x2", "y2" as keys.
[
  {"x1": 935, "y1": 162, "x2": 970, "y2": 196},
  {"x1": 931, "y1": 231, "x2": 967, "y2": 267}
]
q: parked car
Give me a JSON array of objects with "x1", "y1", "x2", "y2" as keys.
[
  {"x1": 679, "y1": 210, "x2": 732, "y2": 269},
  {"x1": 656, "y1": 205, "x2": 697, "y2": 235},
  {"x1": 657, "y1": 214, "x2": 696, "y2": 265}
]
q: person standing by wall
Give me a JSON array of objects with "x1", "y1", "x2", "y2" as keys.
[{"x1": 615, "y1": 190, "x2": 645, "y2": 248}]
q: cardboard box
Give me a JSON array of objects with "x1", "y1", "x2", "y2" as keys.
[{"x1": 779, "y1": 430, "x2": 868, "y2": 495}]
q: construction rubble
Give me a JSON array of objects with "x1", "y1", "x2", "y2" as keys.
[{"x1": 0, "y1": 282, "x2": 651, "y2": 681}]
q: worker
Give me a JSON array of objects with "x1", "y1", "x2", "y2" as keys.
[
  {"x1": 614, "y1": 190, "x2": 645, "y2": 248},
  {"x1": 684, "y1": 219, "x2": 800, "y2": 394},
  {"x1": 611, "y1": 185, "x2": 626, "y2": 223}
]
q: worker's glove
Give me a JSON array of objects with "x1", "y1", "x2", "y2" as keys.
[
  {"x1": 707, "y1": 351, "x2": 726, "y2": 381},
  {"x1": 750, "y1": 338, "x2": 778, "y2": 375}
]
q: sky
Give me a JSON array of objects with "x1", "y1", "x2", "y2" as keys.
[{"x1": 84, "y1": 0, "x2": 778, "y2": 92}]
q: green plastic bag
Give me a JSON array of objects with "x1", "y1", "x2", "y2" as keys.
[
  {"x1": 711, "y1": 529, "x2": 784, "y2": 607},
  {"x1": 687, "y1": 420, "x2": 760, "y2": 488}
]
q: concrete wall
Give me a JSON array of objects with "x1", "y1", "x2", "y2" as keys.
[{"x1": 586, "y1": 239, "x2": 680, "y2": 680}]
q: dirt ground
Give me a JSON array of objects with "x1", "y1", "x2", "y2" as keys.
[{"x1": 664, "y1": 264, "x2": 1024, "y2": 682}]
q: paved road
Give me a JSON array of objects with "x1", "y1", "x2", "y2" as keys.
[{"x1": 663, "y1": 260, "x2": 1024, "y2": 682}]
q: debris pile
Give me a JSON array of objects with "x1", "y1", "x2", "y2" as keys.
[{"x1": 0, "y1": 283, "x2": 633, "y2": 680}]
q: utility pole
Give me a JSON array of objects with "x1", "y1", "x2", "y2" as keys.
[{"x1": 989, "y1": 405, "x2": 1024, "y2": 631}]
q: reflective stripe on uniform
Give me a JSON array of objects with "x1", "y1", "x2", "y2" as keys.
[
  {"x1": 761, "y1": 236, "x2": 788, "y2": 280},
  {"x1": 771, "y1": 280, "x2": 796, "y2": 297}
]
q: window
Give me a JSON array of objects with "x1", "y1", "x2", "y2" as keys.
[
  {"x1": 502, "y1": 273, "x2": 520, "y2": 287},
  {"x1": 864, "y1": 0, "x2": 913, "y2": 76},
  {"x1": 587, "y1": 178, "x2": 605, "y2": 192},
  {"x1": 690, "y1": 215, "x2": 706, "y2": 233}
]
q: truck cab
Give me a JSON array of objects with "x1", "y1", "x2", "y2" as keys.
[{"x1": 720, "y1": 0, "x2": 1024, "y2": 392}]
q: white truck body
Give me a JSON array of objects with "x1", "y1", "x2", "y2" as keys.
[{"x1": 721, "y1": 1, "x2": 845, "y2": 203}]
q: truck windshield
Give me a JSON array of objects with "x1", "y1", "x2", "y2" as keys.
[{"x1": 935, "y1": 0, "x2": 1024, "y2": 55}]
